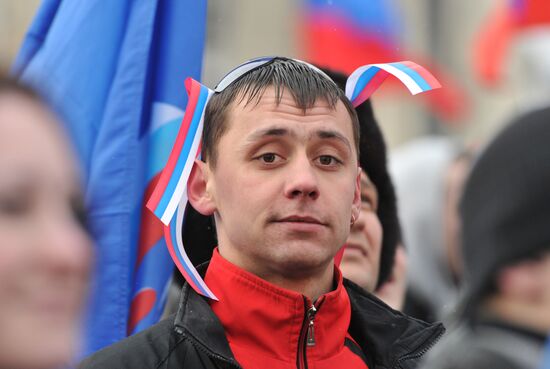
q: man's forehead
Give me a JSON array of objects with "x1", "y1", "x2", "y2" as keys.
[{"x1": 219, "y1": 85, "x2": 358, "y2": 159}]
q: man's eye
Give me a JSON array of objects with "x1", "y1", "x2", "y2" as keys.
[
  {"x1": 318, "y1": 155, "x2": 341, "y2": 166},
  {"x1": 257, "y1": 153, "x2": 279, "y2": 164},
  {"x1": 261, "y1": 153, "x2": 275, "y2": 163}
]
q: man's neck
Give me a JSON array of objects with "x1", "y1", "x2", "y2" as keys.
[
  {"x1": 255, "y1": 267, "x2": 335, "y2": 301},
  {"x1": 203, "y1": 249, "x2": 354, "y2": 368},
  {"x1": 218, "y1": 247, "x2": 335, "y2": 300}
]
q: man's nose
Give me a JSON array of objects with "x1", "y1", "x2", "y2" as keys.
[
  {"x1": 283, "y1": 155, "x2": 319, "y2": 200},
  {"x1": 351, "y1": 210, "x2": 366, "y2": 231}
]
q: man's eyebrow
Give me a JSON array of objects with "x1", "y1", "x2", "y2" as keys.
[
  {"x1": 245, "y1": 127, "x2": 295, "y2": 142},
  {"x1": 314, "y1": 129, "x2": 352, "y2": 152},
  {"x1": 244, "y1": 127, "x2": 352, "y2": 152}
]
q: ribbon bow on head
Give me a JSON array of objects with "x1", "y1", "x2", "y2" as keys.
[{"x1": 147, "y1": 57, "x2": 440, "y2": 300}]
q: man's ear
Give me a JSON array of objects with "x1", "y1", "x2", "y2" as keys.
[
  {"x1": 351, "y1": 167, "x2": 362, "y2": 222},
  {"x1": 187, "y1": 159, "x2": 216, "y2": 216}
]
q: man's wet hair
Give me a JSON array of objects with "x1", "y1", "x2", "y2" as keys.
[
  {"x1": 203, "y1": 58, "x2": 360, "y2": 167},
  {"x1": 324, "y1": 68, "x2": 402, "y2": 289}
]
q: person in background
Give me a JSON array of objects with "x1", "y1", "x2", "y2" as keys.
[
  {"x1": 390, "y1": 138, "x2": 465, "y2": 322},
  {"x1": 442, "y1": 149, "x2": 475, "y2": 287},
  {"x1": 324, "y1": 70, "x2": 403, "y2": 304},
  {"x1": 422, "y1": 106, "x2": 550, "y2": 369},
  {"x1": 374, "y1": 245, "x2": 408, "y2": 310},
  {"x1": 323, "y1": 69, "x2": 406, "y2": 310},
  {"x1": 0, "y1": 74, "x2": 93, "y2": 369}
]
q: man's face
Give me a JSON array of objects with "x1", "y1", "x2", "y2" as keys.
[
  {"x1": 200, "y1": 87, "x2": 360, "y2": 280},
  {"x1": 340, "y1": 172, "x2": 383, "y2": 292}
]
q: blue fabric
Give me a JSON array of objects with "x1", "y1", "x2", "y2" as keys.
[
  {"x1": 306, "y1": 0, "x2": 401, "y2": 43},
  {"x1": 13, "y1": 0, "x2": 207, "y2": 355}
]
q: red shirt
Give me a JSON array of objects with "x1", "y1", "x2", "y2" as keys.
[{"x1": 204, "y1": 249, "x2": 369, "y2": 369}]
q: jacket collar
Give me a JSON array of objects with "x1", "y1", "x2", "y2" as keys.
[
  {"x1": 201, "y1": 249, "x2": 351, "y2": 365},
  {"x1": 345, "y1": 279, "x2": 445, "y2": 368},
  {"x1": 174, "y1": 260, "x2": 444, "y2": 369}
]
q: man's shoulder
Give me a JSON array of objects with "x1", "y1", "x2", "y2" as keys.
[{"x1": 79, "y1": 317, "x2": 179, "y2": 369}]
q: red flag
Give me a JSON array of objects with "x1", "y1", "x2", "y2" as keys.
[
  {"x1": 300, "y1": 0, "x2": 469, "y2": 122},
  {"x1": 474, "y1": 0, "x2": 550, "y2": 86}
]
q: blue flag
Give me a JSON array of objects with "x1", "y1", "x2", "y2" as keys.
[{"x1": 13, "y1": 0, "x2": 207, "y2": 354}]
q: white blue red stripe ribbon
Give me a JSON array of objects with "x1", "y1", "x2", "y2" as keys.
[
  {"x1": 164, "y1": 190, "x2": 217, "y2": 299},
  {"x1": 147, "y1": 78, "x2": 212, "y2": 225},
  {"x1": 345, "y1": 61, "x2": 441, "y2": 107},
  {"x1": 147, "y1": 78, "x2": 217, "y2": 300}
]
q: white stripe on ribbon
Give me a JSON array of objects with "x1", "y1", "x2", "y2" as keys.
[
  {"x1": 345, "y1": 63, "x2": 424, "y2": 102},
  {"x1": 215, "y1": 59, "x2": 272, "y2": 92},
  {"x1": 160, "y1": 89, "x2": 213, "y2": 225},
  {"x1": 174, "y1": 192, "x2": 218, "y2": 300}
]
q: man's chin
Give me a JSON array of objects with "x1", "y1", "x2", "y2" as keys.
[{"x1": 269, "y1": 244, "x2": 335, "y2": 274}]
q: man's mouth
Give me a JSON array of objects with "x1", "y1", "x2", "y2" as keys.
[{"x1": 276, "y1": 215, "x2": 325, "y2": 225}]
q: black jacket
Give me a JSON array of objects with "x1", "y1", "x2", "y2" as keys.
[{"x1": 80, "y1": 278, "x2": 444, "y2": 369}]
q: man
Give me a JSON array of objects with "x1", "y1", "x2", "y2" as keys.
[
  {"x1": 180, "y1": 69, "x2": 402, "y2": 299},
  {"x1": 81, "y1": 57, "x2": 443, "y2": 369},
  {"x1": 422, "y1": 107, "x2": 550, "y2": 369}
]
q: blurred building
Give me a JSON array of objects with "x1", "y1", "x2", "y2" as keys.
[
  {"x1": 3, "y1": 0, "x2": 546, "y2": 147},
  {"x1": 0, "y1": 1, "x2": 40, "y2": 69}
]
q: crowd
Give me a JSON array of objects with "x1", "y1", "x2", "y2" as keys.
[{"x1": 0, "y1": 55, "x2": 549, "y2": 369}]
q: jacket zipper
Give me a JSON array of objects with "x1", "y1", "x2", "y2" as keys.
[
  {"x1": 306, "y1": 304, "x2": 317, "y2": 347},
  {"x1": 297, "y1": 296, "x2": 324, "y2": 369}
]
